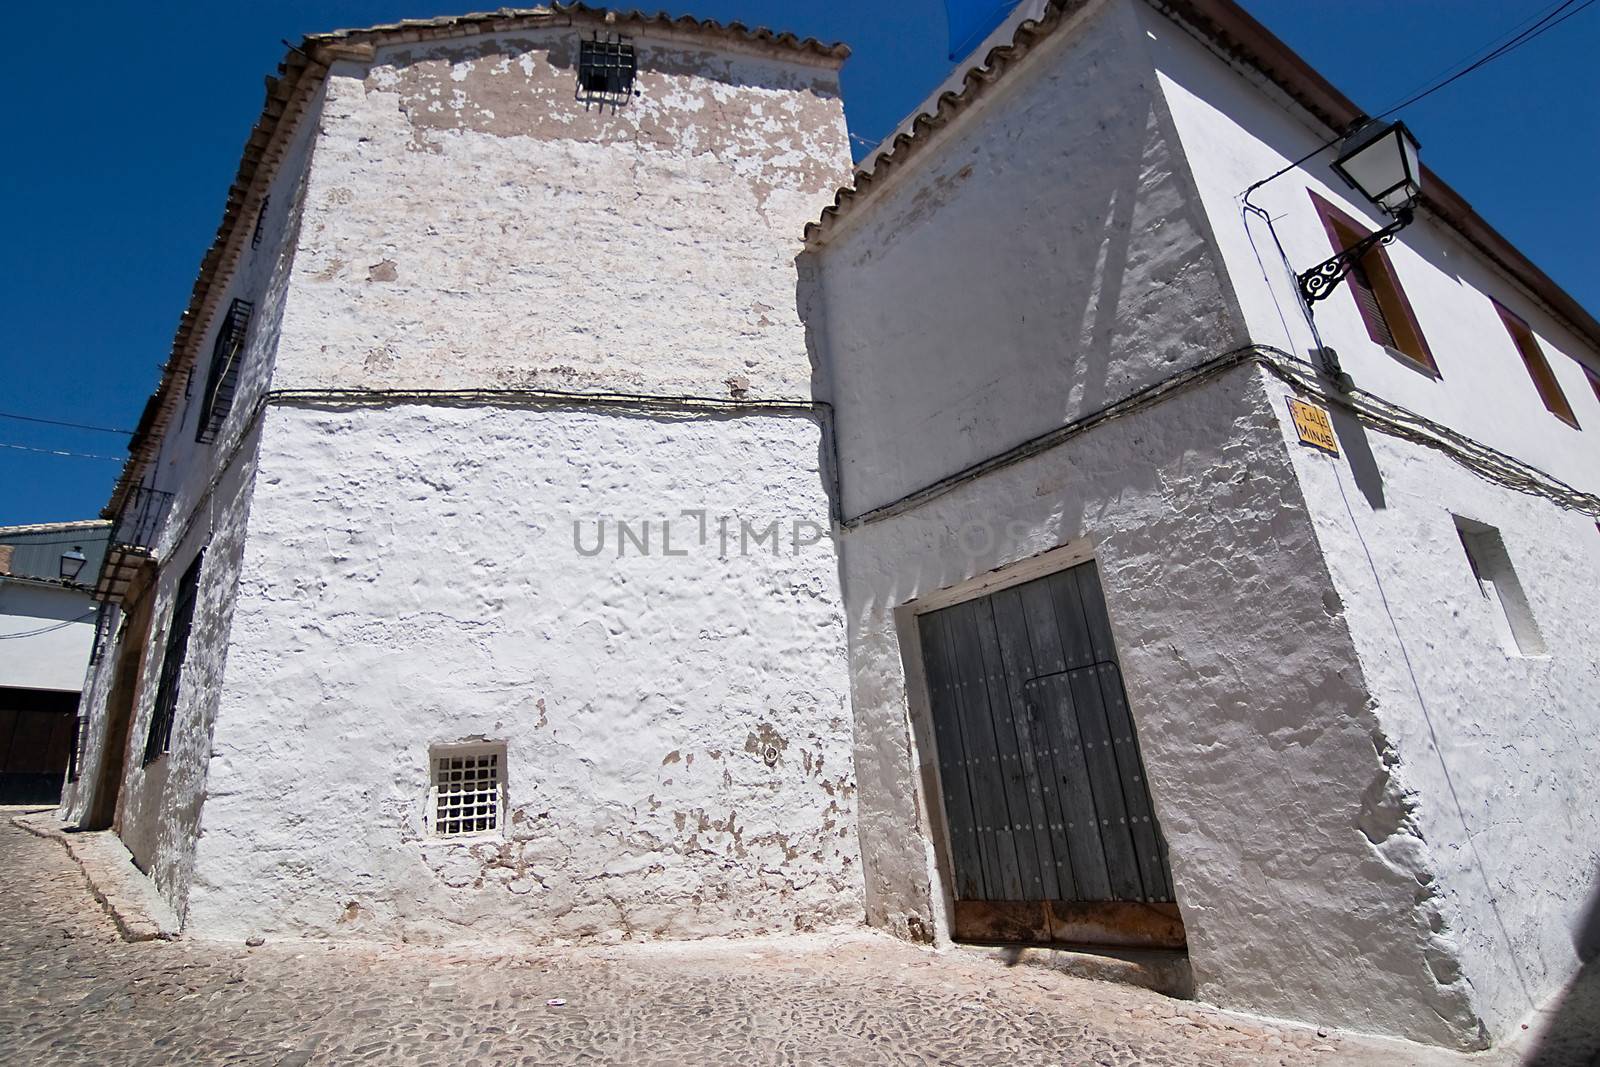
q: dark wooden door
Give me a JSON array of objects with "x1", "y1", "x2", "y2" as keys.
[
  {"x1": 918, "y1": 559, "x2": 1182, "y2": 948},
  {"x1": 0, "y1": 687, "x2": 79, "y2": 805}
]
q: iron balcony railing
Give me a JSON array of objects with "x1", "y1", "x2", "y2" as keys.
[{"x1": 92, "y1": 485, "x2": 174, "y2": 604}]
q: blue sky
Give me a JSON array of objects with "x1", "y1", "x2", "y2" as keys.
[{"x1": 1, "y1": 0, "x2": 1595, "y2": 526}]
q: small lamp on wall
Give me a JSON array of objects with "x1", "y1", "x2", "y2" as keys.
[
  {"x1": 1299, "y1": 119, "x2": 1423, "y2": 304},
  {"x1": 59, "y1": 548, "x2": 87, "y2": 583}
]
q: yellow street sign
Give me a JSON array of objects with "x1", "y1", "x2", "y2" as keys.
[{"x1": 1287, "y1": 397, "x2": 1339, "y2": 456}]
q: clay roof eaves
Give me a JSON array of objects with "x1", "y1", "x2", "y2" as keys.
[{"x1": 305, "y1": 4, "x2": 849, "y2": 62}]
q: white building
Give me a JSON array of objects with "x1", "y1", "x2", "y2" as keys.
[
  {"x1": 802, "y1": 0, "x2": 1599, "y2": 1051},
  {"x1": 0, "y1": 520, "x2": 109, "y2": 803},
  {"x1": 58, "y1": 0, "x2": 1598, "y2": 1053}
]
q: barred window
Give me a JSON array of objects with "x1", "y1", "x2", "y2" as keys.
[
  {"x1": 196, "y1": 299, "x2": 254, "y2": 444},
  {"x1": 428, "y1": 745, "x2": 505, "y2": 837},
  {"x1": 251, "y1": 196, "x2": 270, "y2": 250},
  {"x1": 142, "y1": 552, "x2": 204, "y2": 765},
  {"x1": 577, "y1": 35, "x2": 636, "y2": 102}
]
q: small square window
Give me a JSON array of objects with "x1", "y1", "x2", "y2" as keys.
[
  {"x1": 428, "y1": 744, "x2": 505, "y2": 837},
  {"x1": 578, "y1": 35, "x2": 636, "y2": 102}
]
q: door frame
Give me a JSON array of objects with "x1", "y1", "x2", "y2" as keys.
[{"x1": 895, "y1": 537, "x2": 1181, "y2": 948}]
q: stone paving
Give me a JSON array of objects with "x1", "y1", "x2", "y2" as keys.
[{"x1": 0, "y1": 811, "x2": 1591, "y2": 1066}]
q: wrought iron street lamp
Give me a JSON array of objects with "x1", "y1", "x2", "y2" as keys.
[
  {"x1": 1298, "y1": 119, "x2": 1422, "y2": 305},
  {"x1": 59, "y1": 547, "x2": 87, "y2": 582}
]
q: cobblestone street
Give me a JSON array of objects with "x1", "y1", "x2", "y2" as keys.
[{"x1": 0, "y1": 812, "x2": 1590, "y2": 1066}]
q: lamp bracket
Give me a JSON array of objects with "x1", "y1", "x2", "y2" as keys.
[{"x1": 1298, "y1": 208, "x2": 1413, "y2": 305}]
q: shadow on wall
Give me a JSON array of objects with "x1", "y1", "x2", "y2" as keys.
[{"x1": 1526, "y1": 872, "x2": 1600, "y2": 1065}]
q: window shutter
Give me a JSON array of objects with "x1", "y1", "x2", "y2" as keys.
[{"x1": 1347, "y1": 256, "x2": 1397, "y2": 349}]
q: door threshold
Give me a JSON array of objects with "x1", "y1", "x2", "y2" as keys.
[{"x1": 954, "y1": 940, "x2": 1194, "y2": 999}]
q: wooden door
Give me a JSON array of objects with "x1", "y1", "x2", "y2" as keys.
[{"x1": 918, "y1": 559, "x2": 1183, "y2": 948}]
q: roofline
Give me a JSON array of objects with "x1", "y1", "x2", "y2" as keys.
[
  {"x1": 103, "y1": 5, "x2": 849, "y2": 523},
  {"x1": 806, "y1": 0, "x2": 1600, "y2": 354},
  {"x1": 307, "y1": 4, "x2": 849, "y2": 64},
  {"x1": 0, "y1": 519, "x2": 113, "y2": 537}
]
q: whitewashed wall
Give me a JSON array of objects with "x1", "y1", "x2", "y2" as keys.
[
  {"x1": 1146, "y1": 2, "x2": 1600, "y2": 1041},
  {"x1": 277, "y1": 27, "x2": 850, "y2": 398},
  {"x1": 0, "y1": 581, "x2": 97, "y2": 692},
  {"x1": 171, "y1": 26, "x2": 859, "y2": 941},
  {"x1": 812, "y1": 0, "x2": 1243, "y2": 520},
  {"x1": 1142, "y1": 4, "x2": 1600, "y2": 488},
  {"x1": 806, "y1": 0, "x2": 1501, "y2": 1048},
  {"x1": 60, "y1": 83, "x2": 327, "y2": 907},
  {"x1": 186, "y1": 404, "x2": 859, "y2": 943}
]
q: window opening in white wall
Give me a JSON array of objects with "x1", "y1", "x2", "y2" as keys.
[
  {"x1": 251, "y1": 195, "x2": 270, "y2": 250},
  {"x1": 577, "y1": 34, "x2": 636, "y2": 104},
  {"x1": 195, "y1": 298, "x2": 255, "y2": 444},
  {"x1": 1454, "y1": 517, "x2": 1545, "y2": 657},
  {"x1": 429, "y1": 744, "x2": 505, "y2": 837}
]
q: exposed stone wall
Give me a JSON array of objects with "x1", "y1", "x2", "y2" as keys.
[
  {"x1": 186, "y1": 404, "x2": 859, "y2": 944},
  {"x1": 275, "y1": 28, "x2": 850, "y2": 399}
]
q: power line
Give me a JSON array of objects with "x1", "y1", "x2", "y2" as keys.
[
  {"x1": 0, "y1": 610, "x2": 99, "y2": 640},
  {"x1": 0, "y1": 409, "x2": 134, "y2": 436},
  {"x1": 1374, "y1": 0, "x2": 1595, "y2": 119},
  {"x1": 0, "y1": 441, "x2": 125, "y2": 462},
  {"x1": 1241, "y1": 0, "x2": 1594, "y2": 199},
  {"x1": 1379, "y1": 0, "x2": 1571, "y2": 109}
]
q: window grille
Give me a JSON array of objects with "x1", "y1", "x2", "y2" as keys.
[
  {"x1": 577, "y1": 35, "x2": 636, "y2": 103},
  {"x1": 251, "y1": 196, "x2": 270, "y2": 250},
  {"x1": 429, "y1": 746, "x2": 504, "y2": 837},
  {"x1": 142, "y1": 552, "x2": 204, "y2": 765},
  {"x1": 196, "y1": 299, "x2": 255, "y2": 444},
  {"x1": 1495, "y1": 301, "x2": 1578, "y2": 428}
]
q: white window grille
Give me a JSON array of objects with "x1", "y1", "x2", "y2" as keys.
[{"x1": 428, "y1": 744, "x2": 505, "y2": 837}]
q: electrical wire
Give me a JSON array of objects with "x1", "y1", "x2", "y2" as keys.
[
  {"x1": 1239, "y1": 0, "x2": 1595, "y2": 200},
  {"x1": 0, "y1": 610, "x2": 98, "y2": 640},
  {"x1": 0, "y1": 410, "x2": 133, "y2": 436},
  {"x1": 838, "y1": 343, "x2": 1600, "y2": 529},
  {"x1": 0, "y1": 441, "x2": 125, "y2": 462},
  {"x1": 1374, "y1": 0, "x2": 1595, "y2": 118}
]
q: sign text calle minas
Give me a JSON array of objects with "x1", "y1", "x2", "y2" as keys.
[{"x1": 1286, "y1": 397, "x2": 1339, "y2": 456}]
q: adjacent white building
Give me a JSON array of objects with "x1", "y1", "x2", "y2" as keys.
[
  {"x1": 802, "y1": 0, "x2": 1599, "y2": 1050},
  {"x1": 57, "y1": 0, "x2": 1598, "y2": 1052},
  {"x1": 0, "y1": 519, "x2": 109, "y2": 803}
]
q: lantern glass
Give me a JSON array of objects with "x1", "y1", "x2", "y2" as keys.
[
  {"x1": 59, "y1": 549, "x2": 87, "y2": 582},
  {"x1": 1332, "y1": 120, "x2": 1421, "y2": 215}
]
